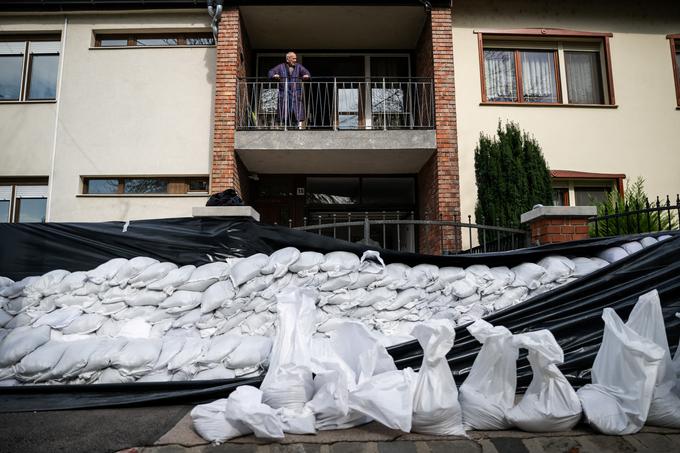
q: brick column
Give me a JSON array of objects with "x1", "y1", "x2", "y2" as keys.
[
  {"x1": 521, "y1": 206, "x2": 596, "y2": 245},
  {"x1": 211, "y1": 7, "x2": 250, "y2": 200},
  {"x1": 417, "y1": 7, "x2": 461, "y2": 255}
]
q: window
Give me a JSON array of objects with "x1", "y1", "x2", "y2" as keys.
[
  {"x1": 668, "y1": 34, "x2": 680, "y2": 107},
  {"x1": 550, "y1": 170, "x2": 624, "y2": 207},
  {"x1": 0, "y1": 36, "x2": 61, "y2": 102},
  {"x1": 574, "y1": 187, "x2": 610, "y2": 206},
  {"x1": 94, "y1": 32, "x2": 214, "y2": 48},
  {"x1": 0, "y1": 181, "x2": 48, "y2": 223},
  {"x1": 552, "y1": 188, "x2": 569, "y2": 206},
  {"x1": 82, "y1": 177, "x2": 209, "y2": 195},
  {"x1": 476, "y1": 29, "x2": 615, "y2": 105}
]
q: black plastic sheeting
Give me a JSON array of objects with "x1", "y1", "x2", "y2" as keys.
[{"x1": 0, "y1": 218, "x2": 679, "y2": 412}]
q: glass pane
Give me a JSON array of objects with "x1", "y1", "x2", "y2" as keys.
[
  {"x1": 17, "y1": 198, "x2": 46, "y2": 223},
  {"x1": 186, "y1": 36, "x2": 215, "y2": 46},
  {"x1": 0, "y1": 54, "x2": 23, "y2": 100},
  {"x1": 87, "y1": 179, "x2": 119, "y2": 194},
  {"x1": 124, "y1": 179, "x2": 168, "y2": 193},
  {"x1": 565, "y1": 51, "x2": 604, "y2": 104},
  {"x1": 362, "y1": 177, "x2": 415, "y2": 206},
  {"x1": 306, "y1": 177, "x2": 359, "y2": 205},
  {"x1": 27, "y1": 54, "x2": 59, "y2": 100},
  {"x1": 552, "y1": 189, "x2": 568, "y2": 206},
  {"x1": 370, "y1": 56, "x2": 409, "y2": 78},
  {"x1": 337, "y1": 88, "x2": 358, "y2": 112},
  {"x1": 520, "y1": 50, "x2": 558, "y2": 103},
  {"x1": 188, "y1": 179, "x2": 208, "y2": 191},
  {"x1": 99, "y1": 38, "x2": 128, "y2": 47},
  {"x1": 0, "y1": 200, "x2": 9, "y2": 222},
  {"x1": 483, "y1": 49, "x2": 517, "y2": 102},
  {"x1": 575, "y1": 188, "x2": 609, "y2": 206},
  {"x1": 136, "y1": 37, "x2": 178, "y2": 46}
]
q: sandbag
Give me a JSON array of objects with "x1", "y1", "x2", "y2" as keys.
[
  {"x1": 62, "y1": 313, "x2": 107, "y2": 335},
  {"x1": 159, "y1": 291, "x2": 202, "y2": 313},
  {"x1": 597, "y1": 247, "x2": 629, "y2": 264},
  {"x1": 225, "y1": 385, "x2": 284, "y2": 440},
  {"x1": 459, "y1": 319, "x2": 517, "y2": 430},
  {"x1": 24, "y1": 269, "x2": 70, "y2": 297},
  {"x1": 288, "y1": 251, "x2": 325, "y2": 276},
  {"x1": 625, "y1": 290, "x2": 680, "y2": 428},
  {"x1": 321, "y1": 251, "x2": 360, "y2": 277},
  {"x1": 410, "y1": 320, "x2": 465, "y2": 435},
  {"x1": 571, "y1": 257, "x2": 609, "y2": 278},
  {"x1": 51, "y1": 338, "x2": 107, "y2": 378},
  {"x1": 201, "y1": 281, "x2": 235, "y2": 314},
  {"x1": 147, "y1": 265, "x2": 196, "y2": 294},
  {"x1": 125, "y1": 290, "x2": 167, "y2": 307},
  {"x1": 577, "y1": 308, "x2": 664, "y2": 435},
  {"x1": 129, "y1": 262, "x2": 178, "y2": 288},
  {"x1": 261, "y1": 247, "x2": 301, "y2": 278},
  {"x1": 15, "y1": 341, "x2": 69, "y2": 382},
  {"x1": 86, "y1": 258, "x2": 128, "y2": 284},
  {"x1": 191, "y1": 398, "x2": 250, "y2": 444},
  {"x1": 179, "y1": 262, "x2": 230, "y2": 292},
  {"x1": 229, "y1": 254, "x2": 269, "y2": 287},
  {"x1": 112, "y1": 338, "x2": 162, "y2": 377},
  {"x1": 507, "y1": 330, "x2": 581, "y2": 432},
  {"x1": 109, "y1": 257, "x2": 160, "y2": 287},
  {"x1": 537, "y1": 256, "x2": 574, "y2": 284},
  {"x1": 0, "y1": 325, "x2": 52, "y2": 367}
]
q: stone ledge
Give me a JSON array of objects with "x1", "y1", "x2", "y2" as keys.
[
  {"x1": 521, "y1": 206, "x2": 597, "y2": 224},
  {"x1": 192, "y1": 206, "x2": 260, "y2": 221}
]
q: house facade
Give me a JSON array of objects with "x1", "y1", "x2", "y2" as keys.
[{"x1": 1, "y1": 0, "x2": 678, "y2": 253}]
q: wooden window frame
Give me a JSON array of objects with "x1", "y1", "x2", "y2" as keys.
[
  {"x1": 668, "y1": 34, "x2": 680, "y2": 107},
  {"x1": 0, "y1": 178, "x2": 49, "y2": 223},
  {"x1": 94, "y1": 32, "x2": 214, "y2": 48},
  {"x1": 82, "y1": 177, "x2": 209, "y2": 195},
  {"x1": 475, "y1": 28, "x2": 616, "y2": 106},
  {"x1": 0, "y1": 34, "x2": 61, "y2": 103}
]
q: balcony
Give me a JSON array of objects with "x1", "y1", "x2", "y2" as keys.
[{"x1": 234, "y1": 77, "x2": 436, "y2": 174}]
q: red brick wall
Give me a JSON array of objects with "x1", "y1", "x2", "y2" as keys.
[
  {"x1": 417, "y1": 7, "x2": 461, "y2": 255},
  {"x1": 211, "y1": 7, "x2": 251, "y2": 201},
  {"x1": 530, "y1": 217, "x2": 590, "y2": 245}
]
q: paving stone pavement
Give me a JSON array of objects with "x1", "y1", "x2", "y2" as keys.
[{"x1": 131, "y1": 413, "x2": 680, "y2": 453}]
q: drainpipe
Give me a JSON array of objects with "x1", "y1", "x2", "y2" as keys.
[{"x1": 207, "y1": 0, "x2": 224, "y2": 42}]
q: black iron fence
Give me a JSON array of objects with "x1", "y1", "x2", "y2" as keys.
[
  {"x1": 588, "y1": 194, "x2": 680, "y2": 237},
  {"x1": 236, "y1": 77, "x2": 434, "y2": 130},
  {"x1": 286, "y1": 212, "x2": 529, "y2": 254}
]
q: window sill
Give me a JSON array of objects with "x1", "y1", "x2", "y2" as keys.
[
  {"x1": 480, "y1": 102, "x2": 618, "y2": 108},
  {"x1": 0, "y1": 100, "x2": 57, "y2": 105},
  {"x1": 77, "y1": 193, "x2": 209, "y2": 198},
  {"x1": 89, "y1": 45, "x2": 215, "y2": 50}
]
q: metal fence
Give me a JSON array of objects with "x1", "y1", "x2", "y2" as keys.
[
  {"x1": 289, "y1": 212, "x2": 529, "y2": 254},
  {"x1": 236, "y1": 77, "x2": 434, "y2": 130},
  {"x1": 588, "y1": 194, "x2": 680, "y2": 237}
]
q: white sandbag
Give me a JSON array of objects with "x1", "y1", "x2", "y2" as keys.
[
  {"x1": 159, "y1": 290, "x2": 202, "y2": 313},
  {"x1": 0, "y1": 277, "x2": 14, "y2": 288},
  {"x1": 153, "y1": 336, "x2": 186, "y2": 370},
  {"x1": 194, "y1": 365, "x2": 236, "y2": 381},
  {"x1": 25, "y1": 269, "x2": 70, "y2": 297},
  {"x1": 168, "y1": 337, "x2": 205, "y2": 372},
  {"x1": 371, "y1": 263, "x2": 410, "y2": 290},
  {"x1": 572, "y1": 257, "x2": 609, "y2": 278},
  {"x1": 225, "y1": 336, "x2": 272, "y2": 369},
  {"x1": 348, "y1": 272, "x2": 381, "y2": 290},
  {"x1": 410, "y1": 320, "x2": 465, "y2": 435},
  {"x1": 201, "y1": 280, "x2": 236, "y2": 314},
  {"x1": 0, "y1": 325, "x2": 52, "y2": 367},
  {"x1": 577, "y1": 308, "x2": 664, "y2": 435},
  {"x1": 597, "y1": 247, "x2": 629, "y2": 264},
  {"x1": 261, "y1": 247, "x2": 301, "y2": 278},
  {"x1": 15, "y1": 341, "x2": 69, "y2": 382},
  {"x1": 0, "y1": 276, "x2": 39, "y2": 299},
  {"x1": 225, "y1": 385, "x2": 284, "y2": 440},
  {"x1": 109, "y1": 257, "x2": 160, "y2": 287},
  {"x1": 640, "y1": 236, "x2": 658, "y2": 247},
  {"x1": 288, "y1": 251, "x2": 325, "y2": 276},
  {"x1": 459, "y1": 319, "x2": 518, "y2": 430},
  {"x1": 465, "y1": 264, "x2": 494, "y2": 287},
  {"x1": 261, "y1": 287, "x2": 317, "y2": 411},
  {"x1": 54, "y1": 294, "x2": 97, "y2": 309},
  {"x1": 112, "y1": 306, "x2": 157, "y2": 321},
  {"x1": 235, "y1": 275, "x2": 273, "y2": 299},
  {"x1": 72, "y1": 281, "x2": 103, "y2": 297},
  {"x1": 383, "y1": 288, "x2": 425, "y2": 311},
  {"x1": 538, "y1": 256, "x2": 575, "y2": 284},
  {"x1": 259, "y1": 273, "x2": 294, "y2": 300},
  {"x1": 490, "y1": 287, "x2": 529, "y2": 312},
  {"x1": 179, "y1": 262, "x2": 231, "y2": 292},
  {"x1": 215, "y1": 310, "x2": 251, "y2": 335},
  {"x1": 447, "y1": 275, "x2": 477, "y2": 298},
  {"x1": 625, "y1": 290, "x2": 680, "y2": 428},
  {"x1": 129, "y1": 262, "x2": 178, "y2": 288},
  {"x1": 407, "y1": 264, "x2": 439, "y2": 289},
  {"x1": 240, "y1": 311, "x2": 275, "y2": 336},
  {"x1": 51, "y1": 338, "x2": 106, "y2": 378},
  {"x1": 620, "y1": 241, "x2": 644, "y2": 255},
  {"x1": 137, "y1": 370, "x2": 174, "y2": 382},
  {"x1": 191, "y1": 398, "x2": 251, "y2": 444},
  {"x1": 125, "y1": 290, "x2": 167, "y2": 307},
  {"x1": 481, "y1": 267, "x2": 516, "y2": 296},
  {"x1": 87, "y1": 258, "x2": 128, "y2": 284},
  {"x1": 78, "y1": 338, "x2": 128, "y2": 375},
  {"x1": 97, "y1": 318, "x2": 123, "y2": 337},
  {"x1": 87, "y1": 301, "x2": 127, "y2": 317},
  {"x1": 0, "y1": 309, "x2": 12, "y2": 328},
  {"x1": 319, "y1": 273, "x2": 357, "y2": 292},
  {"x1": 112, "y1": 338, "x2": 162, "y2": 376},
  {"x1": 507, "y1": 330, "x2": 581, "y2": 432},
  {"x1": 118, "y1": 318, "x2": 152, "y2": 338},
  {"x1": 358, "y1": 287, "x2": 396, "y2": 308},
  {"x1": 4, "y1": 296, "x2": 41, "y2": 315},
  {"x1": 96, "y1": 367, "x2": 135, "y2": 384},
  {"x1": 229, "y1": 254, "x2": 269, "y2": 287},
  {"x1": 62, "y1": 314, "x2": 106, "y2": 335},
  {"x1": 147, "y1": 265, "x2": 196, "y2": 294},
  {"x1": 321, "y1": 251, "x2": 360, "y2": 277},
  {"x1": 358, "y1": 250, "x2": 385, "y2": 274},
  {"x1": 33, "y1": 306, "x2": 82, "y2": 329},
  {"x1": 277, "y1": 406, "x2": 316, "y2": 434},
  {"x1": 101, "y1": 286, "x2": 136, "y2": 304},
  {"x1": 172, "y1": 308, "x2": 202, "y2": 329}
]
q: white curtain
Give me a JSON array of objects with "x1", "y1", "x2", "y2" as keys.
[
  {"x1": 520, "y1": 51, "x2": 557, "y2": 102},
  {"x1": 565, "y1": 51, "x2": 603, "y2": 104},
  {"x1": 484, "y1": 50, "x2": 517, "y2": 101}
]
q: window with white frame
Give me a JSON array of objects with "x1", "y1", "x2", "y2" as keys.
[
  {"x1": 0, "y1": 35, "x2": 61, "y2": 102},
  {"x1": 477, "y1": 30, "x2": 615, "y2": 106},
  {"x1": 0, "y1": 182, "x2": 48, "y2": 223}
]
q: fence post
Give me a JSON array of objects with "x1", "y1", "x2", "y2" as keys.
[
  {"x1": 333, "y1": 78, "x2": 338, "y2": 131},
  {"x1": 284, "y1": 78, "x2": 288, "y2": 131}
]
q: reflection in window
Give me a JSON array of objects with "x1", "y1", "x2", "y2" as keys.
[
  {"x1": 0, "y1": 54, "x2": 23, "y2": 100},
  {"x1": 16, "y1": 198, "x2": 46, "y2": 223},
  {"x1": 87, "y1": 179, "x2": 119, "y2": 194},
  {"x1": 136, "y1": 38, "x2": 178, "y2": 46},
  {"x1": 124, "y1": 179, "x2": 168, "y2": 194},
  {"x1": 27, "y1": 54, "x2": 59, "y2": 100},
  {"x1": 575, "y1": 188, "x2": 609, "y2": 206},
  {"x1": 186, "y1": 36, "x2": 215, "y2": 45},
  {"x1": 306, "y1": 177, "x2": 360, "y2": 205},
  {"x1": 0, "y1": 200, "x2": 9, "y2": 222},
  {"x1": 83, "y1": 177, "x2": 208, "y2": 195},
  {"x1": 99, "y1": 38, "x2": 128, "y2": 47},
  {"x1": 188, "y1": 180, "x2": 209, "y2": 192}
]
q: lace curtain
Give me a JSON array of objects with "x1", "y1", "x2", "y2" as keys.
[{"x1": 565, "y1": 51, "x2": 603, "y2": 104}]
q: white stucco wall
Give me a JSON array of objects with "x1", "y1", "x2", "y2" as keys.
[
  {"x1": 452, "y1": 0, "x2": 680, "y2": 245},
  {"x1": 0, "y1": 11, "x2": 215, "y2": 222}
]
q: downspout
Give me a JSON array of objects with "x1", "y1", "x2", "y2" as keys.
[
  {"x1": 207, "y1": 0, "x2": 223, "y2": 42},
  {"x1": 46, "y1": 16, "x2": 68, "y2": 222}
]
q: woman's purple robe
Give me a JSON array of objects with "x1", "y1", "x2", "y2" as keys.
[{"x1": 268, "y1": 62, "x2": 311, "y2": 123}]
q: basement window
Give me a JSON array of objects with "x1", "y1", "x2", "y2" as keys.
[
  {"x1": 83, "y1": 177, "x2": 209, "y2": 195},
  {"x1": 94, "y1": 32, "x2": 214, "y2": 48}
]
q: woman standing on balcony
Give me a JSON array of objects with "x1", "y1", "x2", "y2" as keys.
[{"x1": 268, "y1": 51, "x2": 311, "y2": 129}]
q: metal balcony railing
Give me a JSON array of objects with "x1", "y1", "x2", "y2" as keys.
[{"x1": 236, "y1": 77, "x2": 434, "y2": 130}]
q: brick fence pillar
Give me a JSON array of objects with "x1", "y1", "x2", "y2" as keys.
[
  {"x1": 521, "y1": 206, "x2": 597, "y2": 245},
  {"x1": 211, "y1": 7, "x2": 250, "y2": 200}
]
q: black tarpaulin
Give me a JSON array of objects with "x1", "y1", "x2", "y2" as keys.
[{"x1": 0, "y1": 218, "x2": 678, "y2": 412}]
